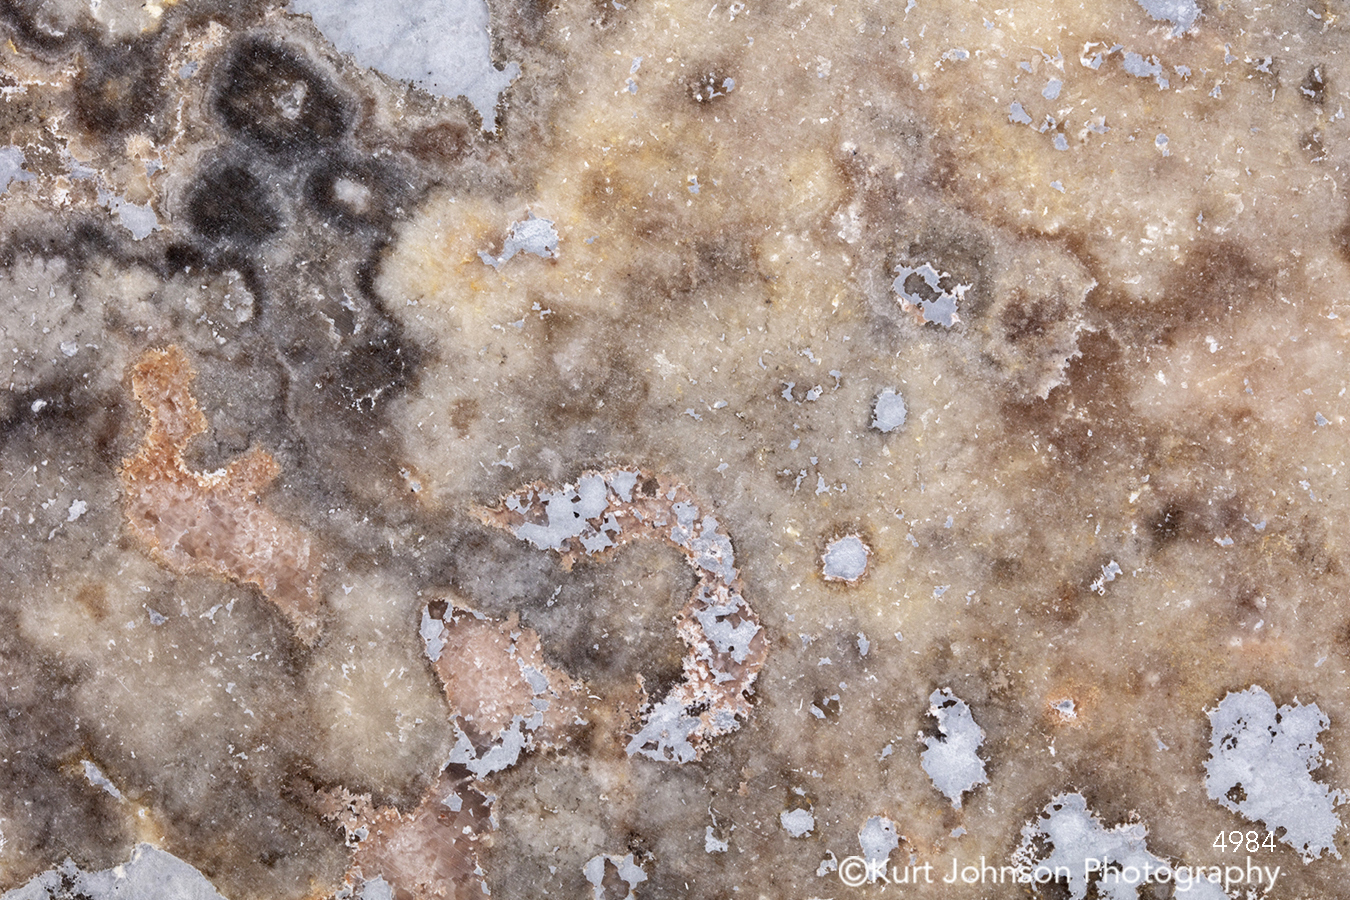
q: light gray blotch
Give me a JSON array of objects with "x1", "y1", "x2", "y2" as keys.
[
  {"x1": 780, "y1": 808, "x2": 815, "y2": 837},
  {"x1": 1014, "y1": 793, "x2": 1171, "y2": 900},
  {"x1": 626, "y1": 695, "x2": 701, "y2": 763},
  {"x1": 607, "y1": 469, "x2": 639, "y2": 501},
  {"x1": 419, "y1": 607, "x2": 446, "y2": 662},
  {"x1": 920, "y1": 689, "x2": 988, "y2": 808},
  {"x1": 822, "y1": 534, "x2": 869, "y2": 582},
  {"x1": 3, "y1": 845, "x2": 229, "y2": 900},
  {"x1": 858, "y1": 816, "x2": 899, "y2": 882},
  {"x1": 892, "y1": 262, "x2": 967, "y2": 327},
  {"x1": 479, "y1": 215, "x2": 560, "y2": 268},
  {"x1": 871, "y1": 388, "x2": 907, "y2": 433},
  {"x1": 288, "y1": 0, "x2": 519, "y2": 129},
  {"x1": 0, "y1": 146, "x2": 35, "y2": 194},
  {"x1": 1133, "y1": 0, "x2": 1199, "y2": 34},
  {"x1": 1205, "y1": 685, "x2": 1346, "y2": 860},
  {"x1": 358, "y1": 878, "x2": 394, "y2": 900}
]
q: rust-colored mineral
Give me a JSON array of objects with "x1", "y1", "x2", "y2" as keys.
[{"x1": 120, "y1": 346, "x2": 322, "y2": 641}]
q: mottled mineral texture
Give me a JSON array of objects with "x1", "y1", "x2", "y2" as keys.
[
  {"x1": 3, "y1": 0, "x2": 1350, "y2": 896},
  {"x1": 121, "y1": 346, "x2": 322, "y2": 641}
]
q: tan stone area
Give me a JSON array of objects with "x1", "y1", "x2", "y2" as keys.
[{"x1": 0, "y1": 0, "x2": 1348, "y2": 897}]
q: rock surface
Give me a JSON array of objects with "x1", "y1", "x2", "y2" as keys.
[{"x1": 1, "y1": 0, "x2": 1348, "y2": 896}]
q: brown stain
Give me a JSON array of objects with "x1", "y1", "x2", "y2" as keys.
[
  {"x1": 1043, "y1": 680, "x2": 1102, "y2": 730},
  {"x1": 408, "y1": 121, "x2": 473, "y2": 161},
  {"x1": 447, "y1": 398, "x2": 479, "y2": 437},
  {"x1": 119, "y1": 346, "x2": 322, "y2": 642},
  {"x1": 74, "y1": 582, "x2": 110, "y2": 620}
]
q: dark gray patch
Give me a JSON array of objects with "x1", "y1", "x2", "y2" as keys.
[
  {"x1": 1301, "y1": 64, "x2": 1327, "y2": 104},
  {"x1": 0, "y1": 610, "x2": 133, "y2": 886},
  {"x1": 74, "y1": 38, "x2": 166, "y2": 142},
  {"x1": 212, "y1": 36, "x2": 350, "y2": 158},
  {"x1": 185, "y1": 159, "x2": 282, "y2": 245}
]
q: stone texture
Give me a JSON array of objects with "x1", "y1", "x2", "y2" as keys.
[{"x1": 1, "y1": 0, "x2": 1349, "y2": 897}]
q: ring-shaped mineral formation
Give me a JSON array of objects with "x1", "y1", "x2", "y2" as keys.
[{"x1": 480, "y1": 469, "x2": 768, "y2": 763}]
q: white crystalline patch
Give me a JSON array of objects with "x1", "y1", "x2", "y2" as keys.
[
  {"x1": 108, "y1": 196, "x2": 160, "y2": 240},
  {"x1": 892, "y1": 262, "x2": 969, "y2": 328},
  {"x1": 0, "y1": 146, "x2": 35, "y2": 194},
  {"x1": 287, "y1": 0, "x2": 519, "y2": 130},
  {"x1": 81, "y1": 760, "x2": 124, "y2": 799},
  {"x1": 1053, "y1": 697, "x2": 1078, "y2": 721},
  {"x1": 626, "y1": 694, "x2": 701, "y2": 763},
  {"x1": 583, "y1": 853, "x2": 647, "y2": 900},
  {"x1": 704, "y1": 826, "x2": 728, "y2": 853},
  {"x1": 2, "y1": 844, "x2": 229, "y2": 900},
  {"x1": 690, "y1": 517, "x2": 737, "y2": 583},
  {"x1": 669, "y1": 500, "x2": 700, "y2": 546},
  {"x1": 479, "y1": 215, "x2": 560, "y2": 268},
  {"x1": 419, "y1": 607, "x2": 445, "y2": 662},
  {"x1": 858, "y1": 816, "x2": 899, "y2": 882},
  {"x1": 1122, "y1": 51, "x2": 1169, "y2": 89},
  {"x1": 695, "y1": 597, "x2": 760, "y2": 664},
  {"x1": 871, "y1": 388, "x2": 907, "y2": 433},
  {"x1": 357, "y1": 877, "x2": 394, "y2": 900},
  {"x1": 920, "y1": 689, "x2": 988, "y2": 808},
  {"x1": 513, "y1": 484, "x2": 605, "y2": 550},
  {"x1": 1205, "y1": 685, "x2": 1346, "y2": 860},
  {"x1": 447, "y1": 717, "x2": 531, "y2": 777},
  {"x1": 1133, "y1": 0, "x2": 1199, "y2": 34},
  {"x1": 1014, "y1": 793, "x2": 1170, "y2": 900},
  {"x1": 780, "y1": 808, "x2": 815, "y2": 837},
  {"x1": 822, "y1": 534, "x2": 869, "y2": 582},
  {"x1": 574, "y1": 474, "x2": 609, "y2": 518},
  {"x1": 607, "y1": 469, "x2": 639, "y2": 501}
]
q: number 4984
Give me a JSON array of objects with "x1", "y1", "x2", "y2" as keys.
[{"x1": 1214, "y1": 830, "x2": 1275, "y2": 852}]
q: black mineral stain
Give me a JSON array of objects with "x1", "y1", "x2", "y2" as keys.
[
  {"x1": 213, "y1": 37, "x2": 350, "y2": 157},
  {"x1": 186, "y1": 160, "x2": 281, "y2": 244},
  {"x1": 1302, "y1": 129, "x2": 1327, "y2": 162},
  {"x1": 322, "y1": 330, "x2": 421, "y2": 414},
  {"x1": 1301, "y1": 64, "x2": 1327, "y2": 104},
  {"x1": 1149, "y1": 501, "x2": 1187, "y2": 547},
  {"x1": 0, "y1": 377, "x2": 126, "y2": 469},
  {"x1": 74, "y1": 38, "x2": 165, "y2": 142},
  {"x1": 614, "y1": 228, "x2": 763, "y2": 315},
  {"x1": 3, "y1": 220, "x2": 128, "y2": 270},
  {"x1": 540, "y1": 542, "x2": 690, "y2": 697},
  {"x1": 1291, "y1": 515, "x2": 1340, "y2": 579}
]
